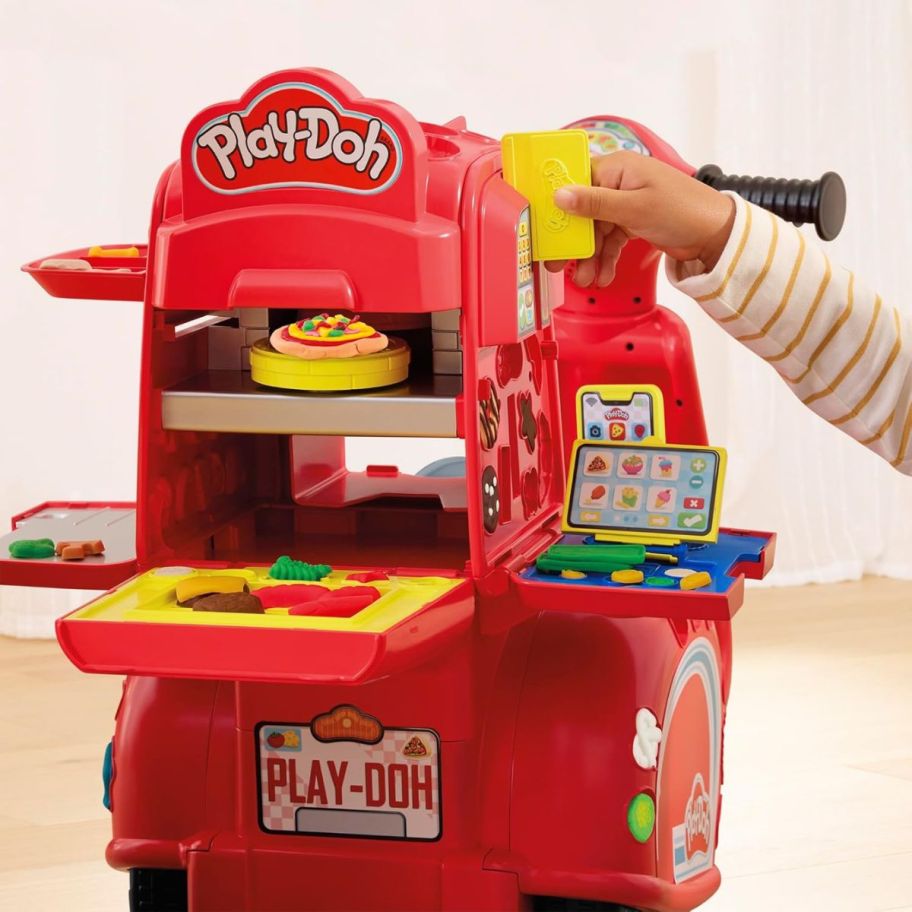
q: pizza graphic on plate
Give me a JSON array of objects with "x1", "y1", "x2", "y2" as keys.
[{"x1": 270, "y1": 313, "x2": 388, "y2": 360}]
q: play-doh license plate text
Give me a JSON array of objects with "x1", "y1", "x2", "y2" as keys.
[{"x1": 257, "y1": 722, "x2": 441, "y2": 840}]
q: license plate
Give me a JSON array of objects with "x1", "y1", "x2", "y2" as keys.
[{"x1": 257, "y1": 719, "x2": 441, "y2": 840}]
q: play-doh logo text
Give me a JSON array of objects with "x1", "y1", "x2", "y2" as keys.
[
  {"x1": 683, "y1": 773, "x2": 711, "y2": 859},
  {"x1": 192, "y1": 83, "x2": 402, "y2": 196}
]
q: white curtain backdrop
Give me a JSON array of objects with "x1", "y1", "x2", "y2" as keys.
[{"x1": 1, "y1": 0, "x2": 910, "y2": 636}]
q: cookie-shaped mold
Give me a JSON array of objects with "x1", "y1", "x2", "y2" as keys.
[
  {"x1": 481, "y1": 465, "x2": 500, "y2": 533},
  {"x1": 537, "y1": 411, "x2": 553, "y2": 501},
  {"x1": 478, "y1": 378, "x2": 501, "y2": 450},
  {"x1": 521, "y1": 467, "x2": 541, "y2": 519},
  {"x1": 519, "y1": 392, "x2": 537, "y2": 453},
  {"x1": 496, "y1": 343, "x2": 524, "y2": 388}
]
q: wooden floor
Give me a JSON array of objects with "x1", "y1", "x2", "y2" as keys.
[{"x1": 1, "y1": 578, "x2": 911, "y2": 912}]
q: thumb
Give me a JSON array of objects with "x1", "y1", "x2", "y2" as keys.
[{"x1": 553, "y1": 184, "x2": 638, "y2": 223}]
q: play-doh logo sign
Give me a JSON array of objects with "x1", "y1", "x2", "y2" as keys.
[
  {"x1": 191, "y1": 82, "x2": 402, "y2": 196},
  {"x1": 672, "y1": 773, "x2": 712, "y2": 880}
]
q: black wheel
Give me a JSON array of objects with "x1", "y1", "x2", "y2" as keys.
[
  {"x1": 532, "y1": 898, "x2": 641, "y2": 912},
  {"x1": 129, "y1": 868, "x2": 188, "y2": 912}
]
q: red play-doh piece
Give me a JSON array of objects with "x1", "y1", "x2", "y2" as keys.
[
  {"x1": 285, "y1": 585, "x2": 382, "y2": 618},
  {"x1": 255, "y1": 584, "x2": 330, "y2": 609},
  {"x1": 289, "y1": 593, "x2": 378, "y2": 618},
  {"x1": 348, "y1": 570, "x2": 390, "y2": 583}
]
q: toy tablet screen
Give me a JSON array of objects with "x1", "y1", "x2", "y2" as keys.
[
  {"x1": 576, "y1": 385, "x2": 665, "y2": 443},
  {"x1": 565, "y1": 442, "x2": 726, "y2": 541}
]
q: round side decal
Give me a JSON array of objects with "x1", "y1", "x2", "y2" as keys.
[{"x1": 655, "y1": 637, "x2": 722, "y2": 884}]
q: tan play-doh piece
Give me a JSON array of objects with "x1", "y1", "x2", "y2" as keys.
[
  {"x1": 270, "y1": 313, "x2": 388, "y2": 360},
  {"x1": 176, "y1": 575, "x2": 248, "y2": 606},
  {"x1": 56, "y1": 539, "x2": 105, "y2": 561},
  {"x1": 39, "y1": 258, "x2": 92, "y2": 270}
]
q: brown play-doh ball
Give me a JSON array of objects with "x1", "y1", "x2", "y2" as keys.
[{"x1": 191, "y1": 592, "x2": 264, "y2": 614}]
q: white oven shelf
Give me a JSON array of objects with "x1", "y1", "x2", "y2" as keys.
[{"x1": 161, "y1": 371, "x2": 462, "y2": 437}]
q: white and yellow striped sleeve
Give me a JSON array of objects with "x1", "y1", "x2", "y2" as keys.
[{"x1": 667, "y1": 192, "x2": 912, "y2": 474}]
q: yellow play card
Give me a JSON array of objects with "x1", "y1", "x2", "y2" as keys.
[{"x1": 501, "y1": 129, "x2": 595, "y2": 262}]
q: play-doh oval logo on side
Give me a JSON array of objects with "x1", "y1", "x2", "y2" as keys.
[{"x1": 192, "y1": 82, "x2": 402, "y2": 196}]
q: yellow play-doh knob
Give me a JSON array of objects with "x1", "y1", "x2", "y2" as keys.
[
  {"x1": 561, "y1": 569, "x2": 587, "y2": 580},
  {"x1": 680, "y1": 571, "x2": 712, "y2": 590},
  {"x1": 611, "y1": 569, "x2": 645, "y2": 585}
]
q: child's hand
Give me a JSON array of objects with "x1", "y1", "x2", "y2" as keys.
[{"x1": 547, "y1": 151, "x2": 736, "y2": 287}]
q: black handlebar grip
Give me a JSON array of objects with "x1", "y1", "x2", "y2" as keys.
[{"x1": 695, "y1": 164, "x2": 846, "y2": 241}]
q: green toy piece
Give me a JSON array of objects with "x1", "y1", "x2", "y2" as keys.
[
  {"x1": 268, "y1": 556, "x2": 332, "y2": 581},
  {"x1": 9, "y1": 538, "x2": 56, "y2": 559},
  {"x1": 644, "y1": 576, "x2": 676, "y2": 588}
]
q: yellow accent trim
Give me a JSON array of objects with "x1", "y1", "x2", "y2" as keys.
[
  {"x1": 562, "y1": 439, "x2": 727, "y2": 545},
  {"x1": 737, "y1": 227, "x2": 806, "y2": 341},
  {"x1": 249, "y1": 337, "x2": 410, "y2": 391},
  {"x1": 69, "y1": 569, "x2": 464, "y2": 633},
  {"x1": 802, "y1": 293, "x2": 880, "y2": 406},
  {"x1": 694, "y1": 203, "x2": 753, "y2": 303},
  {"x1": 574, "y1": 384, "x2": 667, "y2": 442},
  {"x1": 890, "y1": 403, "x2": 912, "y2": 467},
  {"x1": 766, "y1": 255, "x2": 832, "y2": 363},
  {"x1": 785, "y1": 271, "x2": 855, "y2": 385},
  {"x1": 832, "y1": 308, "x2": 902, "y2": 427},
  {"x1": 720, "y1": 210, "x2": 779, "y2": 324}
]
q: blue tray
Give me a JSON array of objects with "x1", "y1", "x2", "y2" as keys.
[{"x1": 521, "y1": 530, "x2": 769, "y2": 594}]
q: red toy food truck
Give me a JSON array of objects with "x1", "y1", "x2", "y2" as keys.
[{"x1": 5, "y1": 69, "x2": 845, "y2": 911}]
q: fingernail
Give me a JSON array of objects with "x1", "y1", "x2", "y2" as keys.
[{"x1": 553, "y1": 187, "x2": 577, "y2": 209}]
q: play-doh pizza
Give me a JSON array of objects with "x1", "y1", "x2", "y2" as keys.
[{"x1": 270, "y1": 313, "x2": 389, "y2": 360}]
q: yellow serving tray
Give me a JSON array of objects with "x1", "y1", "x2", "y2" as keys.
[{"x1": 70, "y1": 567, "x2": 463, "y2": 634}]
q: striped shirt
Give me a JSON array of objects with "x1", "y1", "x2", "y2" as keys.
[{"x1": 668, "y1": 193, "x2": 912, "y2": 475}]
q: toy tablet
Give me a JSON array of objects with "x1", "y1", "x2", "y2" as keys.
[
  {"x1": 501, "y1": 130, "x2": 595, "y2": 262},
  {"x1": 576, "y1": 384, "x2": 666, "y2": 443},
  {"x1": 563, "y1": 440, "x2": 727, "y2": 544}
]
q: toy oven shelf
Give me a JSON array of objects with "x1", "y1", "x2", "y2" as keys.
[{"x1": 161, "y1": 370, "x2": 462, "y2": 437}]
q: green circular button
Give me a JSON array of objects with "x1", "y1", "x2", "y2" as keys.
[
  {"x1": 627, "y1": 792, "x2": 656, "y2": 843},
  {"x1": 645, "y1": 576, "x2": 675, "y2": 588}
]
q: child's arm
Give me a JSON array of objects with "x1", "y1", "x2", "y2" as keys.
[{"x1": 551, "y1": 152, "x2": 912, "y2": 474}]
